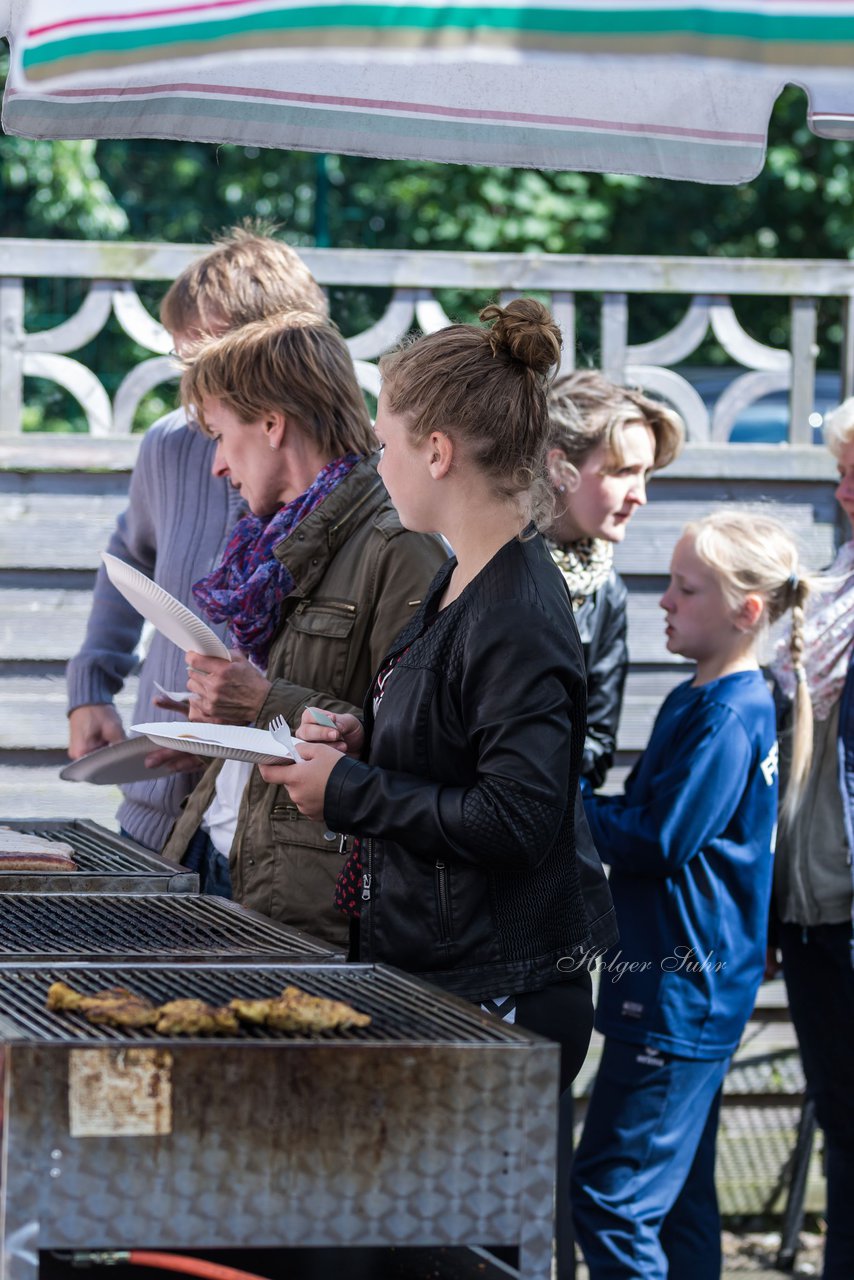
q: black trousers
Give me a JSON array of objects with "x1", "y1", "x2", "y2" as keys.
[
  {"x1": 514, "y1": 974, "x2": 594, "y2": 1280},
  {"x1": 779, "y1": 921, "x2": 854, "y2": 1280},
  {"x1": 348, "y1": 916, "x2": 593, "y2": 1280}
]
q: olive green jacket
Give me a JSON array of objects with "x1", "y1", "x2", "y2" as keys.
[{"x1": 162, "y1": 457, "x2": 447, "y2": 947}]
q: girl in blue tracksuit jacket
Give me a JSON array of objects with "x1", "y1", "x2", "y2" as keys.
[{"x1": 572, "y1": 509, "x2": 814, "y2": 1280}]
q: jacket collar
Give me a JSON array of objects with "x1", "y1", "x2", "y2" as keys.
[{"x1": 271, "y1": 453, "x2": 386, "y2": 597}]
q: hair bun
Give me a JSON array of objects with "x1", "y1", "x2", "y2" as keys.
[{"x1": 480, "y1": 299, "x2": 562, "y2": 376}]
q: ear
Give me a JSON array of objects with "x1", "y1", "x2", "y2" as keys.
[
  {"x1": 546, "y1": 446, "x2": 578, "y2": 494},
  {"x1": 734, "y1": 592, "x2": 764, "y2": 632},
  {"x1": 262, "y1": 410, "x2": 288, "y2": 451},
  {"x1": 427, "y1": 431, "x2": 454, "y2": 480},
  {"x1": 546, "y1": 446, "x2": 567, "y2": 484}
]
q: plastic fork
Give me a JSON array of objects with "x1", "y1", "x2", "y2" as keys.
[
  {"x1": 268, "y1": 713, "x2": 296, "y2": 750},
  {"x1": 268, "y1": 714, "x2": 337, "y2": 842}
]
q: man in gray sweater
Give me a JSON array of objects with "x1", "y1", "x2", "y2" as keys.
[{"x1": 66, "y1": 228, "x2": 328, "y2": 852}]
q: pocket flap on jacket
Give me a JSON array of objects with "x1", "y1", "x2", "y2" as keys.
[{"x1": 288, "y1": 607, "x2": 356, "y2": 640}]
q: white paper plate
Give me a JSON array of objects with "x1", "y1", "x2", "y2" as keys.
[
  {"x1": 60, "y1": 736, "x2": 180, "y2": 785},
  {"x1": 132, "y1": 721, "x2": 301, "y2": 767},
  {"x1": 102, "y1": 553, "x2": 231, "y2": 661}
]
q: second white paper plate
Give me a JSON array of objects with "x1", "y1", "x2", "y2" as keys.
[
  {"x1": 60, "y1": 736, "x2": 180, "y2": 785},
  {"x1": 102, "y1": 553, "x2": 231, "y2": 661}
]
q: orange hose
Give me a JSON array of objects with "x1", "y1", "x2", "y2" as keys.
[{"x1": 128, "y1": 1252, "x2": 273, "y2": 1280}]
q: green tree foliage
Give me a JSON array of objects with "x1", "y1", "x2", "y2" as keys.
[{"x1": 0, "y1": 134, "x2": 127, "y2": 240}]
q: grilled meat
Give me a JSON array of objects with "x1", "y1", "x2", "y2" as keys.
[
  {"x1": 230, "y1": 986, "x2": 371, "y2": 1033},
  {"x1": 226, "y1": 997, "x2": 272, "y2": 1026},
  {"x1": 0, "y1": 828, "x2": 77, "y2": 872},
  {"x1": 46, "y1": 981, "x2": 159, "y2": 1028},
  {"x1": 46, "y1": 980, "x2": 88, "y2": 1011},
  {"x1": 272, "y1": 986, "x2": 371, "y2": 1032},
  {"x1": 47, "y1": 982, "x2": 369, "y2": 1036},
  {"x1": 155, "y1": 999, "x2": 239, "y2": 1036},
  {"x1": 83, "y1": 990, "x2": 160, "y2": 1029}
]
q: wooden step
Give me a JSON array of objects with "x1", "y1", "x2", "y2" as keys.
[
  {"x1": 0, "y1": 588, "x2": 105, "y2": 661},
  {"x1": 0, "y1": 583, "x2": 689, "y2": 667},
  {"x1": 0, "y1": 675, "x2": 139, "y2": 750},
  {"x1": 614, "y1": 512, "x2": 835, "y2": 577},
  {"x1": 0, "y1": 764, "x2": 122, "y2": 826},
  {"x1": 0, "y1": 494, "x2": 127, "y2": 570},
  {"x1": 1, "y1": 492, "x2": 836, "y2": 575}
]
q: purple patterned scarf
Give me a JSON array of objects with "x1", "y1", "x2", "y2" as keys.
[{"x1": 193, "y1": 453, "x2": 362, "y2": 667}]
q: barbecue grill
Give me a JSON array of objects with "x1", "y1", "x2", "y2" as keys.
[
  {"x1": 0, "y1": 821, "x2": 198, "y2": 894},
  {"x1": 0, "y1": 894, "x2": 337, "y2": 964},
  {"x1": 0, "y1": 962, "x2": 558, "y2": 1280}
]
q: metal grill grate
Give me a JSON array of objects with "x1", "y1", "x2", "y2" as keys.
[
  {"x1": 0, "y1": 895, "x2": 332, "y2": 958},
  {"x1": 0, "y1": 963, "x2": 531, "y2": 1045},
  {"x1": 3, "y1": 821, "x2": 174, "y2": 875}
]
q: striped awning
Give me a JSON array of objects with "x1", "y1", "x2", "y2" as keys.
[{"x1": 4, "y1": 2, "x2": 854, "y2": 183}]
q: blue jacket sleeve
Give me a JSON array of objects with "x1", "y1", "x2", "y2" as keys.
[{"x1": 584, "y1": 702, "x2": 753, "y2": 878}]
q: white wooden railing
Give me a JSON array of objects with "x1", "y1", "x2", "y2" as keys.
[{"x1": 2, "y1": 238, "x2": 853, "y2": 443}]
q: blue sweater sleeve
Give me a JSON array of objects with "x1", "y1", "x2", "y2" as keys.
[
  {"x1": 584, "y1": 701, "x2": 753, "y2": 878},
  {"x1": 66, "y1": 419, "x2": 165, "y2": 710}
]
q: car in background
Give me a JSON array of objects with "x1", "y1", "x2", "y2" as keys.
[{"x1": 676, "y1": 368, "x2": 843, "y2": 445}]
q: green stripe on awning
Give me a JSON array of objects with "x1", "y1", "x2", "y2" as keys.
[{"x1": 22, "y1": 5, "x2": 854, "y2": 73}]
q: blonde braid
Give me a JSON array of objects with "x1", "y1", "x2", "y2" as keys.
[{"x1": 781, "y1": 578, "x2": 814, "y2": 827}]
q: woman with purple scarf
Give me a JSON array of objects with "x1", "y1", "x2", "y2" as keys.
[{"x1": 160, "y1": 313, "x2": 446, "y2": 946}]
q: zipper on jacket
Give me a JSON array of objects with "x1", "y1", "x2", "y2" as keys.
[
  {"x1": 309, "y1": 599, "x2": 358, "y2": 617},
  {"x1": 435, "y1": 860, "x2": 452, "y2": 942},
  {"x1": 292, "y1": 599, "x2": 356, "y2": 617},
  {"x1": 363, "y1": 837, "x2": 375, "y2": 963}
]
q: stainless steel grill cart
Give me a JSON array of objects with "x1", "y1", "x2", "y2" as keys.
[
  {"x1": 0, "y1": 821, "x2": 197, "y2": 894},
  {"x1": 0, "y1": 962, "x2": 558, "y2": 1280}
]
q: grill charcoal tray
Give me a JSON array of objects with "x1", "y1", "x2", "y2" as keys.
[{"x1": 0, "y1": 819, "x2": 198, "y2": 894}]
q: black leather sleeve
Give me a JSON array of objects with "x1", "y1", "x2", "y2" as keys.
[
  {"x1": 324, "y1": 600, "x2": 582, "y2": 873},
  {"x1": 582, "y1": 576, "x2": 629, "y2": 789}
]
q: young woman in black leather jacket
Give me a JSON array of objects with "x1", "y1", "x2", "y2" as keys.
[
  {"x1": 276, "y1": 299, "x2": 612, "y2": 992},
  {"x1": 545, "y1": 370, "x2": 684, "y2": 788},
  {"x1": 270, "y1": 294, "x2": 611, "y2": 1034},
  {"x1": 270, "y1": 301, "x2": 619, "y2": 1280}
]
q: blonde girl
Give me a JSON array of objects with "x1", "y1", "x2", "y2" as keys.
[{"x1": 571, "y1": 509, "x2": 811, "y2": 1280}]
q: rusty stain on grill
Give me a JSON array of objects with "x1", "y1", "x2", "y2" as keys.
[
  {"x1": 68, "y1": 1047, "x2": 174, "y2": 1137},
  {"x1": 0, "y1": 894, "x2": 332, "y2": 958}
]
